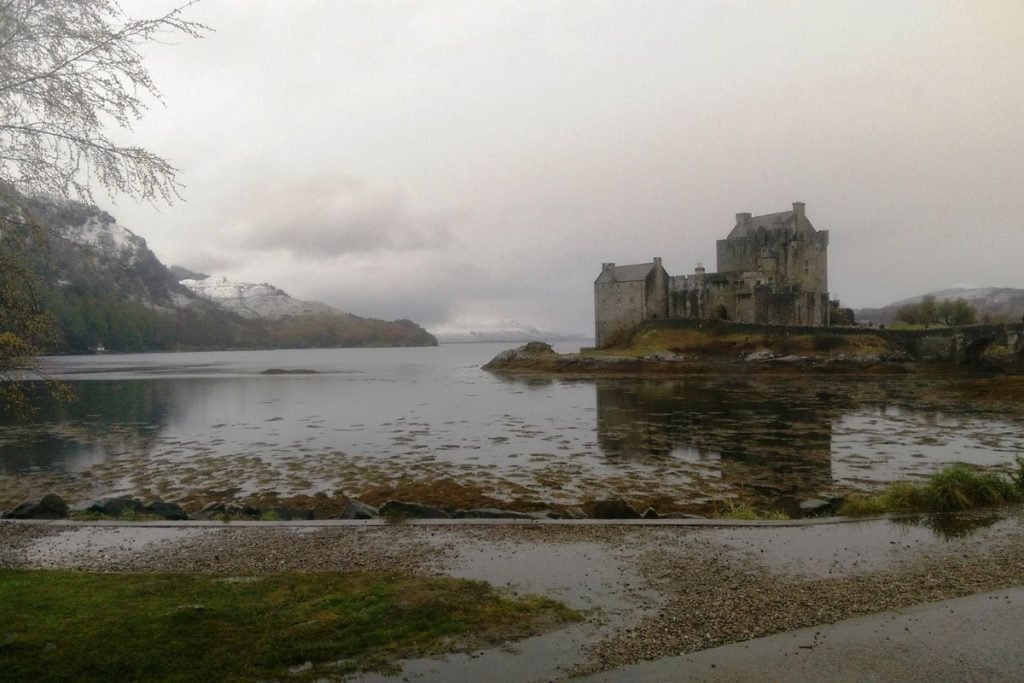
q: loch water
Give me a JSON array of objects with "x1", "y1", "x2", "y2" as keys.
[{"x1": 2, "y1": 343, "x2": 1023, "y2": 513}]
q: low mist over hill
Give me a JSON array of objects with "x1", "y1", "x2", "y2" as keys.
[
  {"x1": 429, "y1": 319, "x2": 590, "y2": 344},
  {"x1": 1, "y1": 188, "x2": 437, "y2": 353},
  {"x1": 855, "y1": 287, "x2": 1024, "y2": 324}
]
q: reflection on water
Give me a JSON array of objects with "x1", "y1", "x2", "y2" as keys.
[
  {"x1": 892, "y1": 512, "x2": 1004, "y2": 541},
  {"x1": 3, "y1": 345, "x2": 1024, "y2": 512},
  {"x1": 596, "y1": 380, "x2": 834, "y2": 500},
  {"x1": 0, "y1": 381, "x2": 174, "y2": 473}
]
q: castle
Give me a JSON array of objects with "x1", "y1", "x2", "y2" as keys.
[{"x1": 594, "y1": 202, "x2": 830, "y2": 346}]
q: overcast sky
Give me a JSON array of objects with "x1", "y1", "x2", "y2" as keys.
[{"x1": 112, "y1": 0, "x2": 1024, "y2": 335}]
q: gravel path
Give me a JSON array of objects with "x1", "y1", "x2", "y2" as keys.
[
  {"x1": 4, "y1": 513, "x2": 1024, "y2": 679},
  {"x1": 587, "y1": 526, "x2": 1024, "y2": 671},
  {"x1": 0, "y1": 523, "x2": 455, "y2": 575}
]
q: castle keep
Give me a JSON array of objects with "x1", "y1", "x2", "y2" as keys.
[{"x1": 594, "y1": 202, "x2": 830, "y2": 346}]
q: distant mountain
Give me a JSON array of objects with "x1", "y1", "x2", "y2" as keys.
[
  {"x1": 855, "y1": 287, "x2": 1024, "y2": 324},
  {"x1": 430, "y1": 320, "x2": 590, "y2": 344},
  {"x1": 181, "y1": 275, "x2": 341, "y2": 320},
  {"x1": 1, "y1": 188, "x2": 437, "y2": 352}
]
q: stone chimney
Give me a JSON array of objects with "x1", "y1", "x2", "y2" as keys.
[
  {"x1": 736, "y1": 212, "x2": 752, "y2": 228},
  {"x1": 694, "y1": 262, "x2": 706, "y2": 275},
  {"x1": 653, "y1": 257, "x2": 662, "y2": 269},
  {"x1": 792, "y1": 202, "x2": 805, "y2": 217},
  {"x1": 602, "y1": 262, "x2": 615, "y2": 273}
]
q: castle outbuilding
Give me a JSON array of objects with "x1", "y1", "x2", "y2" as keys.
[{"x1": 594, "y1": 202, "x2": 830, "y2": 346}]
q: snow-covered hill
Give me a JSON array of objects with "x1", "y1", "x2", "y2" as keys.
[
  {"x1": 16, "y1": 193, "x2": 198, "y2": 310},
  {"x1": 0, "y1": 186, "x2": 437, "y2": 351},
  {"x1": 60, "y1": 213, "x2": 145, "y2": 263},
  {"x1": 180, "y1": 276, "x2": 345, "y2": 320},
  {"x1": 856, "y1": 287, "x2": 1024, "y2": 323},
  {"x1": 24, "y1": 194, "x2": 149, "y2": 262}
]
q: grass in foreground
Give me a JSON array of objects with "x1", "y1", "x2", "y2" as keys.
[
  {"x1": 840, "y1": 461, "x2": 1024, "y2": 516},
  {"x1": 0, "y1": 569, "x2": 579, "y2": 682}
]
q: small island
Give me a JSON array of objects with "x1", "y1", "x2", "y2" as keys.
[{"x1": 489, "y1": 203, "x2": 1024, "y2": 376}]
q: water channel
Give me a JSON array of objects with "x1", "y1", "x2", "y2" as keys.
[{"x1": 2, "y1": 343, "x2": 1022, "y2": 515}]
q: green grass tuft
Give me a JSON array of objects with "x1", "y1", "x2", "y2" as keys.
[
  {"x1": 840, "y1": 462, "x2": 1024, "y2": 517},
  {"x1": 926, "y1": 465, "x2": 1019, "y2": 511},
  {"x1": 836, "y1": 495, "x2": 888, "y2": 517}
]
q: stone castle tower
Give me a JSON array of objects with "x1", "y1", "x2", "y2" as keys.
[{"x1": 594, "y1": 202, "x2": 830, "y2": 346}]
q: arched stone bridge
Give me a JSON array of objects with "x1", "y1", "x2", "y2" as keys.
[{"x1": 884, "y1": 323, "x2": 1024, "y2": 365}]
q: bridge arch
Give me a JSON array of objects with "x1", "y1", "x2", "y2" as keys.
[{"x1": 961, "y1": 336, "x2": 997, "y2": 365}]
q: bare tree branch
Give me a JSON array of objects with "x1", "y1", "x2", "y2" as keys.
[
  {"x1": 0, "y1": 0, "x2": 207, "y2": 414},
  {"x1": 0, "y1": 0, "x2": 209, "y2": 203}
]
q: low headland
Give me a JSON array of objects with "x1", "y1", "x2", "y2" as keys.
[{"x1": 483, "y1": 319, "x2": 1024, "y2": 377}]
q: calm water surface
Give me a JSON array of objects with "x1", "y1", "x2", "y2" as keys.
[{"x1": 2, "y1": 343, "x2": 1023, "y2": 512}]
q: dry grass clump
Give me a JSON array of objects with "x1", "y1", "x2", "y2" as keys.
[{"x1": 357, "y1": 478, "x2": 513, "y2": 510}]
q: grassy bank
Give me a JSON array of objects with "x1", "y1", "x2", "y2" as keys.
[
  {"x1": 592, "y1": 326, "x2": 893, "y2": 359},
  {"x1": 841, "y1": 461, "x2": 1024, "y2": 516},
  {"x1": 0, "y1": 569, "x2": 578, "y2": 681}
]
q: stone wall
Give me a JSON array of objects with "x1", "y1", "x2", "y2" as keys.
[
  {"x1": 716, "y1": 227, "x2": 829, "y2": 294},
  {"x1": 595, "y1": 279, "x2": 646, "y2": 345},
  {"x1": 647, "y1": 265, "x2": 669, "y2": 321},
  {"x1": 669, "y1": 274, "x2": 829, "y2": 327},
  {"x1": 595, "y1": 261, "x2": 669, "y2": 346}
]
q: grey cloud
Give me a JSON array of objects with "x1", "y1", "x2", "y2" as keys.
[
  {"x1": 113, "y1": 1, "x2": 1024, "y2": 334},
  {"x1": 229, "y1": 176, "x2": 454, "y2": 259},
  {"x1": 300, "y1": 258, "x2": 536, "y2": 327},
  {"x1": 178, "y1": 252, "x2": 243, "y2": 277}
]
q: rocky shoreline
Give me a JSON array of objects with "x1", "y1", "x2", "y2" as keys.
[
  {"x1": 2, "y1": 493, "x2": 718, "y2": 523},
  {"x1": 482, "y1": 341, "x2": 918, "y2": 376}
]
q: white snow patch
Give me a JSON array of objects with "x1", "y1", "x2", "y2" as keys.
[
  {"x1": 181, "y1": 275, "x2": 345, "y2": 320},
  {"x1": 60, "y1": 214, "x2": 145, "y2": 264}
]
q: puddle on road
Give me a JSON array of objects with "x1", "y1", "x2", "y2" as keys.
[
  {"x1": 709, "y1": 521, "x2": 945, "y2": 577},
  {"x1": 708, "y1": 513, "x2": 1024, "y2": 578},
  {"x1": 353, "y1": 528, "x2": 664, "y2": 683}
]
